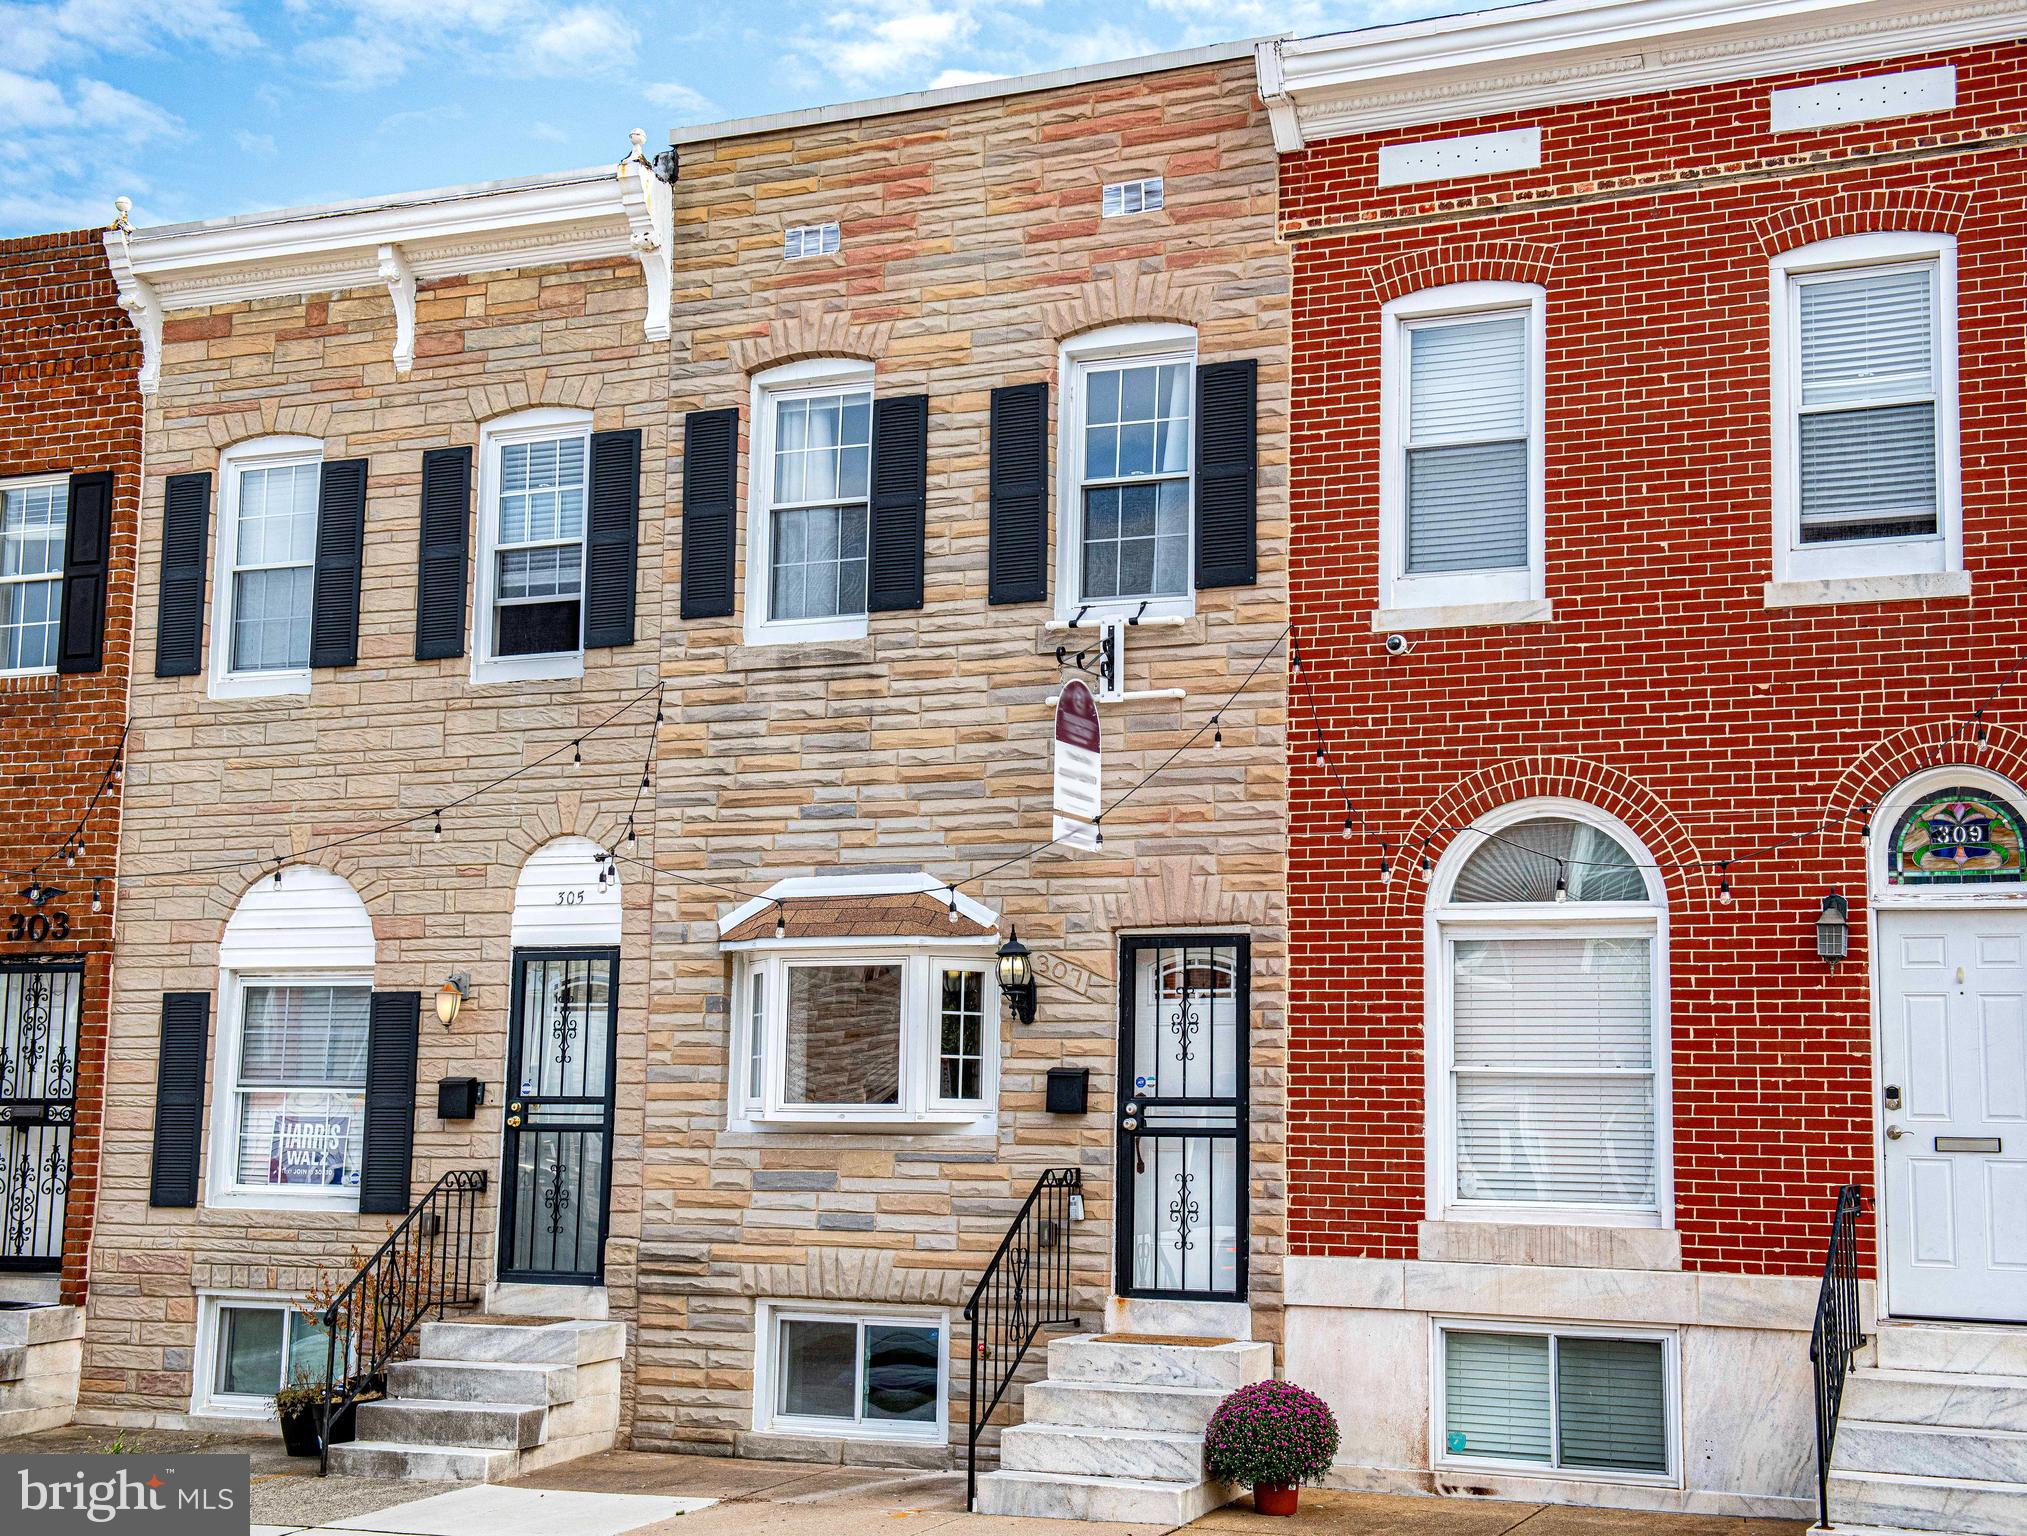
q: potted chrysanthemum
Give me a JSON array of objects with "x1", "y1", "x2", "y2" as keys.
[{"x1": 1202, "y1": 1379, "x2": 1340, "y2": 1516}]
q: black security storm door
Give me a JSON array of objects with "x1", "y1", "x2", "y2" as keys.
[{"x1": 0, "y1": 961, "x2": 82, "y2": 1272}]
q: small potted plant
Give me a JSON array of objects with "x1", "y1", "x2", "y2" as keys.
[
  {"x1": 272, "y1": 1373, "x2": 330, "y2": 1459},
  {"x1": 1202, "y1": 1379, "x2": 1341, "y2": 1516}
]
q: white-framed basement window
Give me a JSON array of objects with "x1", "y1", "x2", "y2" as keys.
[
  {"x1": 191, "y1": 1293, "x2": 335, "y2": 1419},
  {"x1": 1427, "y1": 803, "x2": 1672, "y2": 1227},
  {"x1": 754, "y1": 1301, "x2": 948, "y2": 1445},
  {"x1": 473, "y1": 407, "x2": 591, "y2": 684},
  {"x1": 1056, "y1": 322, "x2": 1197, "y2": 622},
  {"x1": 210, "y1": 436, "x2": 322, "y2": 699},
  {"x1": 1768, "y1": 232, "x2": 1960, "y2": 595},
  {"x1": 744, "y1": 358, "x2": 874, "y2": 647},
  {"x1": 0, "y1": 472, "x2": 68, "y2": 676},
  {"x1": 731, "y1": 948, "x2": 997, "y2": 1132},
  {"x1": 1434, "y1": 1320, "x2": 1678, "y2": 1485},
  {"x1": 1378, "y1": 283, "x2": 1546, "y2": 627}
]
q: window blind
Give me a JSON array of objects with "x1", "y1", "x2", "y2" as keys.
[
  {"x1": 1405, "y1": 313, "x2": 1528, "y2": 574},
  {"x1": 1451, "y1": 817, "x2": 1646, "y2": 903},
  {"x1": 1557, "y1": 1336, "x2": 1668, "y2": 1473},
  {"x1": 1445, "y1": 1331, "x2": 1551, "y2": 1463},
  {"x1": 1796, "y1": 265, "x2": 1939, "y2": 541}
]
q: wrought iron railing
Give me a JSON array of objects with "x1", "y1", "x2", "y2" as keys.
[
  {"x1": 318, "y1": 1168, "x2": 489, "y2": 1474},
  {"x1": 963, "y1": 1166, "x2": 1082, "y2": 1512},
  {"x1": 1809, "y1": 1183, "x2": 1868, "y2": 1531}
]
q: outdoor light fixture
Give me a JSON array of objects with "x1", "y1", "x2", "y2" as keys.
[
  {"x1": 997, "y1": 928, "x2": 1037, "y2": 1026},
  {"x1": 436, "y1": 973, "x2": 471, "y2": 1027},
  {"x1": 1816, "y1": 891, "x2": 1850, "y2": 969}
]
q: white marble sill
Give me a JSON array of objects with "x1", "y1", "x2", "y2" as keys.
[
  {"x1": 1764, "y1": 570, "x2": 1972, "y2": 608},
  {"x1": 1370, "y1": 598, "x2": 1553, "y2": 632}
]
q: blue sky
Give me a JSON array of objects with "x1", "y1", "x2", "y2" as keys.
[{"x1": 0, "y1": 0, "x2": 1457, "y2": 237}]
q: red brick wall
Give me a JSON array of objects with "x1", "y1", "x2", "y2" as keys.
[
  {"x1": 0, "y1": 228, "x2": 140, "y2": 1302},
  {"x1": 1281, "y1": 42, "x2": 2027, "y2": 1275}
]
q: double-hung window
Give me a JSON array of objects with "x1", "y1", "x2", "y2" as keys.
[
  {"x1": 1058, "y1": 324, "x2": 1197, "y2": 619},
  {"x1": 0, "y1": 474, "x2": 67, "y2": 674},
  {"x1": 1430, "y1": 809, "x2": 1670, "y2": 1225},
  {"x1": 218, "y1": 978, "x2": 370, "y2": 1204},
  {"x1": 1379, "y1": 284, "x2": 1546, "y2": 624},
  {"x1": 212, "y1": 438, "x2": 322, "y2": 697},
  {"x1": 1770, "y1": 233, "x2": 1959, "y2": 592},
  {"x1": 747, "y1": 360, "x2": 873, "y2": 645},
  {"x1": 475, "y1": 409, "x2": 592, "y2": 682}
]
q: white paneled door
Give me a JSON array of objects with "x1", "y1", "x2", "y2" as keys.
[{"x1": 1879, "y1": 909, "x2": 2027, "y2": 1321}]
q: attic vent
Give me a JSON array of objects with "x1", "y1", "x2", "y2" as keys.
[
  {"x1": 784, "y1": 222, "x2": 840, "y2": 260},
  {"x1": 1101, "y1": 178, "x2": 1164, "y2": 218}
]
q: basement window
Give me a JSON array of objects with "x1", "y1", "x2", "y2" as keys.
[
  {"x1": 1102, "y1": 177, "x2": 1164, "y2": 217},
  {"x1": 784, "y1": 222, "x2": 841, "y2": 260},
  {"x1": 193, "y1": 1295, "x2": 333, "y2": 1417},
  {"x1": 757, "y1": 1304, "x2": 947, "y2": 1444}
]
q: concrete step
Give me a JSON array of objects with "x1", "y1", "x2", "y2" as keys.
[
  {"x1": 975, "y1": 1469, "x2": 1231, "y2": 1524},
  {"x1": 353, "y1": 1397, "x2": 545, "y2": 1452},
  {"x1": 1844, "y1": 1368, "x2": 2027, "y2": 1433},
  {"x1": 484, "y1": 1283, "x2": 607, "y2": 1320},
  {"x1": 1046, "y1": 1335, "x2": 1271, "y2": 1392},
  {"x1": 418, "y1": 1319, "x2": 624, "y2": 1367},
  {"x1": 1836, "y1": 1420, "x2": 2027, "y2": 1484},
  {"x1": 1828, "y1": 1469, "x2": 2027, "y2": 1536},
  {"x1": 1022, "y1": 1378, "x2": 1227, "y2": 1435},
  {"x1": 1875, "y1": 1325, "x2": 2027, "y2": 1379},
  {"x1": 383, "y1": 1358, "x2": 574, "y2": 1407},
  {"x1": 999, "y1": 1422, "x2": 1205, "y2": 1484},
  {"x1": 326, "y1": 1440, "x2": 518, "y2": 1482}
]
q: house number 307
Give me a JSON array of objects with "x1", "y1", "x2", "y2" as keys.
[
  {"x1": 7, "y1": 910, "x2": 70, "y2": 942},
  {"x1": 555, "y1": 890, "x2": 586, "y2": 906}
]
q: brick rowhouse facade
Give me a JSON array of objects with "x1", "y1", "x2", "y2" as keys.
[
  {"x1": 0, "y1": 228, "x2": 139, "y2": 1308},
  {"x1": 1268, "y1": 11, "x2": 2027, "y2": 1521}
]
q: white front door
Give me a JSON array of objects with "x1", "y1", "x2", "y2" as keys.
[{"x1": 1879, "y1": 908, "x2": 2027, "y2": 1321}]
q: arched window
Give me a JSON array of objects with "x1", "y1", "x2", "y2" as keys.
[{"x1": 1430, "y1": 807, "x2": 1670, "y2": 1224}]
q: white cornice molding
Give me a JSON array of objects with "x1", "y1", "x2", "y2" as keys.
[
  {"x1": 1259, "y1": 0, "x2": 2027, "y2": 146},
  {"x1": 101, "y1": 147, "x2": 673, "y2": 381}
]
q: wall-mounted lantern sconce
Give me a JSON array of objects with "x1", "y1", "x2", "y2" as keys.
[
  {"x1": 436, "y1": 973, "x2": 472, "y2": 1027},
  {"x1": 997, "y1": 928, "x2": 1037, "y2": 1026},
  {"x1": 1816, "y1": 891, "x2": 1850, "y2": 969}
]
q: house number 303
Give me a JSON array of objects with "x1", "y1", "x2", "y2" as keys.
[
  {"x1": 7, "y1": 909, "x2": 70, "y2": 942},
  {"x1": 555, "y1": 890, "x2": 587, "y2": 906}
]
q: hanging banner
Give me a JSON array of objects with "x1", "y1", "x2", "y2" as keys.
[{"x1": 1053, "y1": 680, "x2": 1102, "y2": 851}]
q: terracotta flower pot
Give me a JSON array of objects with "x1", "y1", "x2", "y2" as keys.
[{"x1": 1252, "y1": 1483, "x2": 1300, "y2": 1516}]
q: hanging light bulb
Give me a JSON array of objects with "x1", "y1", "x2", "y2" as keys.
[
  {"x1": 655, "y1": 700, "x2": 665, "y2": 725},
  {"x1": 273, "y1": 864, "x2": 284, "y2": 888},
  {"x1": 111, "y1": 759, "x2": 123, "y2": 783},
  {"x1": 1378, "y1": 849, "x2": 1393, "y2": 884},
  {"x1": 1340, "y1": 814, "x2": 1353, "y2": 840},
  {"x1": 572, "y1": 740, "x2": 583, "y2": 766},
  {"x1": 1419, "y1": 838, "x2": 1434, "y2": 881},
  {"x1": 626, "y1": 816, "x2": 638, "y2": 847},
  {"x1": 1210, "y1": 716, "x2": 1222, "y2": 751},
  {"x1": 774, "y1": 903, "x2": 786, "y2": 940},
  {"x1": 1554, "y1": 862, "x2": 1569, "y2": 903},
  {"x1": 25, "y1": 879, "x2": 40, "y2": 904},
  {"x1": 432, "y1": 810, "x2": 443, "y2": 841},
  {"x1": 1716, "y1": 862, "x2": 1733, "y2": 905},
  {"x1": 1314, "y1": 739, "x2": 1327, "y2": 765},
  {"x1": 641, "y1": 770, "x2": 652, "y2": 791},
  {"x1": 947, "y1": 891, "x2": 960, "y2": 924},
  {"x1": 1094, "y1": 815, "x2": 1104, "y2": 848},
  {"x1": 90, "y1": 878, "x2": 103, "y2": 914}
]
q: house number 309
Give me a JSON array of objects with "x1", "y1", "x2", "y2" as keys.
[{"x1": 7, "y1": 910, "x2": 70, "y2": 942}]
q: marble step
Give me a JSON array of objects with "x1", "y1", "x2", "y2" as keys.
[
  {"x1": 1022, "y1": 1378, "x2": 1227, "y2": 1434},
  {"x1": 1046, "y1": 1335, "x2": 1272, "y2": 1392},
  {"x1": 353, "y1": 1396, "x2": 546, "y2": 1451},
  {"x1": 418, "y1": 1319, "x2": 624, "y2": 1367},
  {"x1": 326, "y1": 1439, "x2": 518, "y2": 1482},
  {"x1": 384, "y1": 1357, "x2": 575, "y2": 1407},
  {"x1": 1875, "y1": 1325, "x2": 2027, "y2": 1379},
  {"x1": 1844, "y1": 1368, "x2": 2027, "y2": 1433},
  {"x1": 975, "y1": 1469, "x2": 1231, "y2": 1524},
  {"x1": 1828, "y1": 1469, "x2": 2027, "y2": 1536},
  {"x1": 999, "y1": 1422, "x2": 1205, "y2": 1484}
]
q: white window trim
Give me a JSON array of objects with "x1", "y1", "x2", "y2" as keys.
[
  {"x1": 191, "y1": 1290, "x2": 324, "y2": 1421},
  {"x1": 1868, "y1": 763, "x2": 2027, "y2": 911},
  {"x1": 752, "y1": 1300, "x2": 951, "y2": 1446},
  {"x1": 473, "y1": 407, "x2": 592, "y2": 685},
  {"x1": 744, "y1": 358, "x2": 876, "y2": 648},
  {"x1": 1424, "y1": 798, "x2": 1674, "y2": 1229},
  {"x1": 0, "y1": 471, "x2": 70, "y2": 680},
  {"x1": 209, "y1": 436, "x2": 322, "y2": 701},
  {"x1": 1055, "y1": 322, "x2": 1199, "y2": 624},
  {"x1": 1379, "y1": 282, "x2": 1547, "y2": 621},
  {"x1": 205, "y1": 968, "x2": 372, "y2": 1212},
  {"x1": 729, "y1": 944, "x2": 998, "y2": 1134},
  {"x1": 1767, "y1": 231, "x2": 1961, "y2": 593},
  {"x1": 1430, "y1": 1317, "x2": 1681, "y2": 1488}
]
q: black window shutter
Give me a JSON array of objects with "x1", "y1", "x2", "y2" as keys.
[
  {"x1": 360, "y1": 990, "x2": 420, "y2": 1216},
  {"x1": 414, "y1": 447, "x2": 471, "y2": 661},
  {"x1": 155, "y1": 472, "x2": 212, "y2": 678},
  {"x1": 584, "y1": 428, "x2": 641, "y2": 648},
  {"x1": 680, "y1": 408, "x2": 739, "y2": 621},
  {"x1": 149, "y1": 992, "x2": 210, "y2": 1208},
  {"x1": 868, "y1": 394, "x2": 928, "y2": 612},
  {"x1": 308, "y1": 458, "x2": 369, "y2": 669},
  {"x1": 1194, "y1": 358, "x2": 1259, "y2": 590},
  {"x1": 56, "y1": 470, "x2": 114, "y2": 674},
  {"x1": 988, "y1": 383, "x2": 1049, "y2": 606}
]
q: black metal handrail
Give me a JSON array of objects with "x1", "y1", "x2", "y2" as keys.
[
  {"x1": 318, "y1": 1168, "x2": 489, "y2": 1474},
  {"x1": 1809, "y1": 1183, "x2": 1868, "y2": 1531},
  {"x1": 963, "y1": 1167, "x2": 1082, "y2": 1511}
]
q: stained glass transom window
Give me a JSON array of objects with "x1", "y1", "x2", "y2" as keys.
[{"x1": 1887, "y1": 786, "x2": 2027, "y2": 886}]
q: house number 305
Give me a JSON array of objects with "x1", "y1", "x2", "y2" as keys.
[
  {"x1": 7, "y1": 910, "x2": 70, "y2": 942},
  {"x1": 555, "y1": 890, "x2": 586, "y2": 906}
]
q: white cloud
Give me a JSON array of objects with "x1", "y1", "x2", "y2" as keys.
[
  {"x1": 1, "y1": 0, "x2": 259, "y2": 72},
  {"x1": 296, "y1": 31, "x2": 411, "y2": 90},
  {"x1": 644, "y1": 80, "x2": 718, "y2": 123},
  {"x1": 0, "y1": 68, "x2": 68, "y2": 130},
  {"x1": 828, "y1": 4, "x2": 971, "y2": 82},
  {"x1": 234, "y1": 127, "x2": 276, "y2": 158},
  {"x1": 292, "y1": 1, "x2": 639, "y2": 90},
  {"x1": 525, "y1": 5, "x2": 635, "y2": 72},
  {"x1": 928, "y1": 66, "x2": 999, "y2": 88}
]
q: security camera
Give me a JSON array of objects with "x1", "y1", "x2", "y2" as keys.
[{"x1": 1383, "y1": 633, "x2": 1413, "y2": 656}]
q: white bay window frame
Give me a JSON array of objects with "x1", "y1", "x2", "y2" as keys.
[
  {"x1": 1767, "y1": 231, "x2": 1961, "y2": 601},
  {"x1": 1378, "y1": 283, "x2": 1547, "y2": 630},
  {"x1": 210, "y1": 436, "x2": 324, "y2": 700},
  {"x1": 473, "y1": 407, "x2": 592, "y2": 685},
  {"x1": 1425, "y1": 800, "x2": 1673, "y2": 1229}
]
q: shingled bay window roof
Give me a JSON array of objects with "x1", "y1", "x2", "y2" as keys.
[{"x1": 716, "y1": 873, "x2": 999, "y2": 949}]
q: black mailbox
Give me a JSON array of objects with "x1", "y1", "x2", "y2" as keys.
[
  {"x1": 1045, "y1": 1066, "x2": 1090, "y2": 1115},
  {"x1": 437, "y1": 1077, "x2": 486, "y2": 1120}
]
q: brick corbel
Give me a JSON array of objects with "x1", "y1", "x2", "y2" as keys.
[
  {"x1": 1044, "y1": 269, "x2": 1208, "y2": 343},
  {"x1": 727, "y1": 306, "x2": 891, "y2": 377},
  {"x1": 1367, "y1": 238, "x2": 1558, "y2": 303},
  {"x1": 1753, "y1": 188, "x2": 1971, "y2": 257}
]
